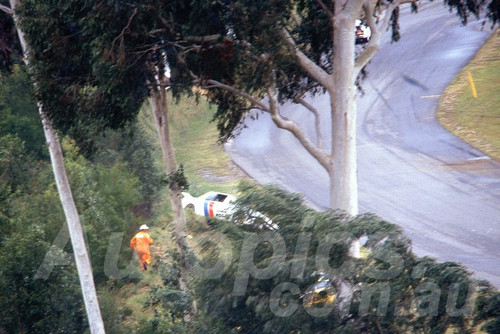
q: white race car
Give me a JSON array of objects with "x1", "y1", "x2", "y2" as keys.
[
  {"x1": 355, "y1": 19, "x2": 371, "y2": 44},
  {"x1": 181, "y1": 191, "x2": 236, "y2": 219},
  {"x1": 181, "y1": 191, "x2": 277, "y2": 229}
]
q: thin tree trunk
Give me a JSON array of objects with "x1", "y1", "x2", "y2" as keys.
[
  {"x1": 149, "y1": 86, "x2": 196, "y2": 315},
  {"x1": 149, "y1": 90, "x2": 189, "y2": 254},
  {"x1": 40, "y1": 112, "x2": 106, "y2": 333},
  {"x1": 9, "y1": 1, "x2": 105, "y2": 332}
]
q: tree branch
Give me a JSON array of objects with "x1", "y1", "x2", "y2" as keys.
[
  {"x1": 279, "y1": 28, "x2": 333, "y2": 90},
  {"x1": 294, "y1": 96, "x2": 324, "y2": 149},
  {"x1": 0, "y1": 4, "x2": 12, "y2": 15},
  {"x1": 109, "y1": 8, "x2": 138, "y2": 56},
  {"x1": 202, "y1": 78, "x2": 271, "y2": 112},
  {"x1": 267, "y1": 80, "x2": 331, "y2": 171},
  {"x1": 184, "y1": 34, "x2": 225, "y2": 43},
  {"x1": 354, "y1": 0, "x2": 404, "y2": 76},
  {"x1": 315, "y1": 0, "x2": 334, "y2": 19},
  {"x1": 201, "y1": 71, "x2": 332, "y2": 170}
]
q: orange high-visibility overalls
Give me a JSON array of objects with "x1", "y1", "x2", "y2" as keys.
[{"x1": 130, "y1": 231, "x2": 153, "y2": 270}]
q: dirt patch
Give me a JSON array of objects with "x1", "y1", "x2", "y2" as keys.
[{"x1": 441, "y1": 157, "x2": 499, "y2": 174}]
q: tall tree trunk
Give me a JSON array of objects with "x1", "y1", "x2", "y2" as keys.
[
  {"x1": 39, "y1": 112, "x2": 106, "y2": 333},
  {"x1": 9, "y1": 1, "x2": 105, "y2": 332},
  {"x1": 331, "y1": 3, "x2": 361, "y2": 257},
  {"x1": 330, "y1": 5, "x2": 359, "y2": 216},
  {"x1": 149, "y1": 90, "x2": 188, "y2": 257},
  {"x1": 149, "y1": 84, "x2": 196, "y2": 314}
]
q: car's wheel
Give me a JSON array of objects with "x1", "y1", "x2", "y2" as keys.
[{"x1": 184, "y1": 204, "x2": 195, "y2": 215}]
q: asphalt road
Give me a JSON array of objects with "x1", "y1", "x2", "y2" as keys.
[{"x1": 225, "y1": 1, "x2": 500, "y2": 288}]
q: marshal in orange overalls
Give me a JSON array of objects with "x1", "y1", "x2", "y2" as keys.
[{"x1": 130, "y1": 226, "x2": 154, "y2": 271}]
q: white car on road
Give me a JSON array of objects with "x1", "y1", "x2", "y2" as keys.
[{"x1": 355, "y1": 19, "x2": 371, "y2": 44}]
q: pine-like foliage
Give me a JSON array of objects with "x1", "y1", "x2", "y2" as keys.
[{"x1": 188, "y1": 183, "x2": 500, "y2": 333}]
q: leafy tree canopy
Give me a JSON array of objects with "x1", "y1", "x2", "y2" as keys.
[
  {"x1": 11, "y1": 0, "x2": 231, "y2": 155},
  {"x1": 188, "y1": 183, "x2": 500, "y2": 333},
  {"x1": 0, "y1": 65, "x2": 46, "y2": 159},
  {"x1": 5, "y1": 0, "x2": 499, "y2": 150},
  {"x1": 15, "y1": 0, "x2": 155, "y2": 153},
  {"x1": 0, "y1": 81, "x2": 164, "y2": 330},
  {"x1": 165, "y1": 0, "x2": 499, "y2": 141}
]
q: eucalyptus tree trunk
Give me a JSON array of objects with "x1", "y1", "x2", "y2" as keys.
[
  {"x1": 37, "y1": 113, "x2": 106, "y2": 333},
  {"x1": 330, "y1": 4, "x2": 360, "y2": 216},
  {"x1": 149, "y1": 89, "x2": 189, "y2": 257},
  {"x1": 148, "y1": 75, "x2": 196, "y2": 314},
  {"x1": 328, "y1": 2, "x2": 362, "y2": 257},
  {"x1": 9, "y1": 1, "x2": 105, "y2": 333},
  {"x1": 276, "y1": 3, "x2": 360, "y2": 216}
]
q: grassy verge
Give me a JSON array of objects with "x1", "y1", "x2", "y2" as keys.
[
  {"x1": 168, "y1": 95, "x2": 249, "y2": 195},
  {"x1": 112, "y1": 95, "x2": 249, "y2": 331},
  {"x1": 437, "y1": 28, "x2": 500, "y2": 161},
  {"x1": 138, "y1": 95, "x2": 249, "y2": 197}
]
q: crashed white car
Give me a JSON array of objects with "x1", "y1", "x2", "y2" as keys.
[
  {"x1": 182, "y1": 191, "x2": 236, "y2": 219},
  {"x1": 181, "y1": 191, "x2": 277, "y2": 229}
]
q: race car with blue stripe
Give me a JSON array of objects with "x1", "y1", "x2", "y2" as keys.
[
  {"x1": 181, "y1": 191, "x2": 277, "y2": 230},
  {"x1": 181, "y1": 191, "x2": 236, "y2": 219}
]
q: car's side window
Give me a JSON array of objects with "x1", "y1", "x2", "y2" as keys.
[
  {"x1": 215, "y1": 194, "x2": 227, "y2": 202},
  {"x1": 208, "y1": 193, "x2": 228, "y2": 202}
]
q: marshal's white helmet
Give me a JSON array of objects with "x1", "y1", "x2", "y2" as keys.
[{"x1": 139, "y1": 224, "x2": 149, "y2": 230}]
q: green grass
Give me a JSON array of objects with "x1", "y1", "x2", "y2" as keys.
[
  {"x1": 139, "y1": 94, "x2": 249, "y2": 197},
  {"x1": 437, "y1": 28, "x2": 500, "y2": 161},
  {"x1": 111, "y1": 95, "x2": 249, "y2": 331},
  {"x1": 170, "y1": 95, "x2": 248, "y2": 195}
]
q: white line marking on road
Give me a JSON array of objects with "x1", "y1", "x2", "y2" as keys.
[
  {"x1": 420, "y1": 95, "x2": 441, "y2": 99},
  {"x1": 468, "y1": 156, "x2": 491, "y2": 161}
]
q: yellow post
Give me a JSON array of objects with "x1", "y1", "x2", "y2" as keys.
[{"x1": 467, "y1": 71, "x2": 478, "y2": 98}]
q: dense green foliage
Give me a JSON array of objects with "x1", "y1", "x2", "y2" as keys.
[
  {"x1": 11, "y1": 0, "x2": 229, "y2": 154},
  {"x1": 0, "y1": 66, "x2": 46, "y2": 159},
  {"x1": 14, "y1": 0, "x2": 156, "y2": 154},
  {"x1": 2, "y1": 2, "x2": 214, "y2": 154},
  {"x1": 0, "y1": 71, "x2": 162, "y2": 332},
  {"x1": 0, "y1": 0, "x2": 20, "y2": 72},
  {"x1": 186, "y1": 183, "x2": 500, "y2": 333},
  {"x1": 0, "y1": 101, "x2": 88, "y2": 331}
]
